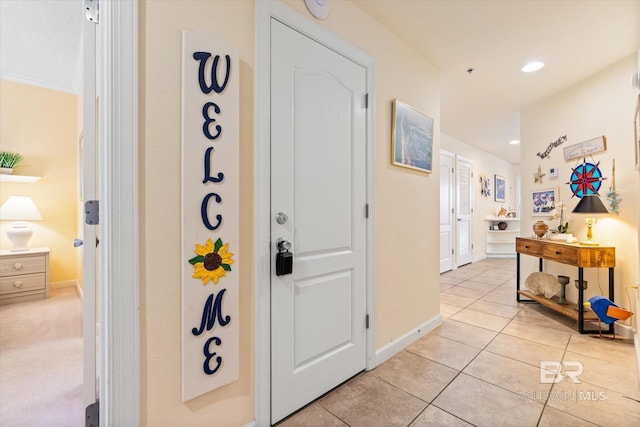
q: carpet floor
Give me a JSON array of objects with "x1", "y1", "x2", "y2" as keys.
[{"x1": 0, "y1": 287, "x2": 84, "y2": 426}]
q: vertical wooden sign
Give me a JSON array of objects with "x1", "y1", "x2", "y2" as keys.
[{"x1": 181, "y1": 31, "x2": 239, "y2": 401}]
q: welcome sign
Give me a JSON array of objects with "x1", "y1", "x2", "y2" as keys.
[{"x1": 181, "y1": 31, "x2": 239, "y2": 401}]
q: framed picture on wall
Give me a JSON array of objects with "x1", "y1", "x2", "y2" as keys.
[
  {"x1": 391, "y1": 99, "x2": 434, "y2": 174},
  {"x1": 494, "y1": 174, "x2": 506, "y2": 202},
  {"x1": 531, "y1": 188, "x2": 557, "y2": 216}
]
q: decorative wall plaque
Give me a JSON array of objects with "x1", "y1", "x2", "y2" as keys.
[{"x1": 181, "y1": 31, "x2": 239, "y2": 401}]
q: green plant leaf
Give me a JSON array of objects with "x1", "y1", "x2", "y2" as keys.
[
  {"x1": 188, "y1": 255, "x2": 205, "y2": 265},
  {"x1": 221, "y1": 263, "x2": 232, "y2": 271},
  {"x1": 214, "y1": 238, "x2": 223, "y2": 253}
]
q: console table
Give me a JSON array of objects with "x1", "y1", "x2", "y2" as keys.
[{"x1": 515, "y1": 237, "x2": 615, "y2": 334}]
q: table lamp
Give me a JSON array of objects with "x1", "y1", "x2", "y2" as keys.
[
  {"x1": 0, "y1": 196, "x2": 43, "y2": 251},
  {"x1": 571, "y1": 194, "x2": 608, "y2": 246}
]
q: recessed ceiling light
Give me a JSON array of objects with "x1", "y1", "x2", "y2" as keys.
[
  {"x1": 521, "y1": 61, "x2": 544, "y2": 73},
  {"x1": 509, "y1": 140, "x2": 520, "y2": 145}
]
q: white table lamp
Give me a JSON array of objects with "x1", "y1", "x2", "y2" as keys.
[{"x1": 0, "y1": 196, "x2": 43, "y2": 251}]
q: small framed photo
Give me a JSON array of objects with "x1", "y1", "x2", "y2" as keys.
[
  {"x1": 494, "y1": 174, "x2": 506, "y2": 202},
  {"x1": 492, "y1": 225, "x2": 499, "y2": 231},
  {"x1": 531, "y1": 188, "x2": 557, "y2": 216},
  {"x1": 391, "y1": 99, "x2": 434, "y2": 174}
]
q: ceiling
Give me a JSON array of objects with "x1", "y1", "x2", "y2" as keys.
[
  {"x1": 353, "y1": 0, "x2": 639, "y2": 163},
  {"x1": 0, "y1": 0, "x2": 83, "y2": 94},
  {"x1": 1, "y1": 1, "x2": 638, "y2": 164}
]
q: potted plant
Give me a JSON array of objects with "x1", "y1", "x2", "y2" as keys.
[
  {"x1": 0, "y1": 151, "x2": 23, "y2": 174},
  {"x1": 548, "y1": 201, "x2": 576, "y2": 242}
]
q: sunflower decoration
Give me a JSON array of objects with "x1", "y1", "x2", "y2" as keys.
[{"x1": 189, "y1": 238, "x2": 235, "y2": 285}]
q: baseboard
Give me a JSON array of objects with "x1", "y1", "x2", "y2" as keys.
[
  {"x1": 373, "y1": 315, "x2": 442, "y2": 367},
  {"x1": 243, "y1": 421, "x2": 256, "y2": 427},
  {"x1": 51, "y1": 280, "x2": 79, "y2": 289},
  {"x1": 473, "y1": 254, "x2": 487, "y2": 263},
  {"x1": 76, "y1": 282, "x2": 84, "y2": 301},
  {"x1": 613, "y1": 322, "x2": 634, "y2": 340},
  {"x1": 635, "y1": 331, "x2": 640, "y2": 391}
]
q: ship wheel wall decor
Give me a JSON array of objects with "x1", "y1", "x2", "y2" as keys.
[{"x1": 567, "y1": 159, "x2": 606, "y2": 198}]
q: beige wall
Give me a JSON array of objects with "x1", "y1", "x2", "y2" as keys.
[
  {"x1": 441, "y1": 133, "x2": 518, "y2": 262},
  {"x1": 521, "y1": 54, "x2": 639, "y2": 330},
  {"x1": 0, "y1": 79, "x2": 79, "y2": 284},
  {"x1": 141, "y1": 0, "x2": 440, "y2": 425}
]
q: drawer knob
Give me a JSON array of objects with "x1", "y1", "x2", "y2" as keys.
[
  {"x1": 555, "y1": 251, "x2": 561, "y2": 255},
  {"x1": 13, "y1": 262, "x2": 23, "y2": 270},
  {"x1": 13, "y1": 281, "x2": 23, "y2": 288},
  {"x1": 525, "y1": 245, "x2": 530, "y2": 249}
]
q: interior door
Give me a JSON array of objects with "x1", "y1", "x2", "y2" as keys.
[
  {"x1": 81, "y1": 16, "x2": 99, "y2": 415},
  {"x1": 440, "y1": 151, "x2": 455, "y2": 273},
  {"x1": 456, "y1": 156, "x2": 473, "y2": 266},
  {"x1": 270, "y1": 19, "x2": 368, "y2": 423}
]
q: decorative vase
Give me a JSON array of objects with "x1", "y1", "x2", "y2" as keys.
[
  {"x1": 557, "y1": 275, "x2": 570, "y2": 304},
  {"x1": 574, "y1": 279, "x2": 588, "y2": 311},
  {"x1": 533, "y1": 221, "x2": 549, "y2": 238},
  {"x1": 0, "y1": 167, "x2": 13, "y2": 175},
  {"x1": 498, "y1": 221, "x2": 507, "y2": 230}
]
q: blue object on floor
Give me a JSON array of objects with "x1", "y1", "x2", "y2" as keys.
[{"x1": 584, "y1": 296, "x2": 619, "y2": 324}]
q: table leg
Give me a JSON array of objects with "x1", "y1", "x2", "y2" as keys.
[
  {"x1": 578, "y1": 268, "x2": 584, "y2": 334},
  {"x1": 608, "y1": 267, "x2": 615, "y2": 334},
  {"x1": 516, "y1": 253, "x2": 521, "y2": 302}
]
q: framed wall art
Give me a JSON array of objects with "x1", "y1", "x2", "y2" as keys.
[
  {"x1": 494, "y1": 174, "x2": 506, "y2": 202},
  {"x1": 531, "y1": 188, "x2": 557, "y2": 216},
  {"x1": 392, "y1": 99, "x2": 434, "y2": 174}
]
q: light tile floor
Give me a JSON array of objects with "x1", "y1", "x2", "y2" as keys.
[{"x1": 276, "y1": 258, "x2": 640, "y2": 427}]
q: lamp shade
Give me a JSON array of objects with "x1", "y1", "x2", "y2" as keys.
[
  {"x1": 571, "y1": 195, "x2": 608, "y2": 214},
  {"x1": 0, "y1": 196, "x2": 43, "y2": 221}
]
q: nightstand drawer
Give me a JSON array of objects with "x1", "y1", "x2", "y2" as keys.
[
  {"x1": 0, "y1": 256, "x2": 46, "y2": 277},
  {"x1": 0, "y1": 273, "x2": 46, "y2": 295}
]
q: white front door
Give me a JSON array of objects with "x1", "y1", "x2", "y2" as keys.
[
  {"x1": 440, "y1": 151, "x2": 455, "y2": 273},
  {"x1": 270, "y1": 19, "x2": 368, "y2": 423},
  {"x1": 456, "y1": 156, "x2": 474, "y2": 266}
]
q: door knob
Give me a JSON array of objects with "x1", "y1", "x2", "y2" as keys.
[
  {"x1": 277, "y1": 238, "x2": 292, "y2": 252},
  {"x1": 74, "y1": 239, "x2": 84, "y2": 247},
  {"x1": 276, "y1": 212, "x2": 288, "y2": 225}
]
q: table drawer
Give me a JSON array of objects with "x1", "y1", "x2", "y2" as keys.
[
  {"x1": 0, "y1": 273, "x2": 46, "y2": 294},
  {"x1": 516, "y1": 239, "x2": 543, "y2": 256},
  {"x1": 0, "y1": 256, "x2": 45, "y2": 277},
  {"x1": 542, "y1": 245, "x2": 578, "y2": 264}
]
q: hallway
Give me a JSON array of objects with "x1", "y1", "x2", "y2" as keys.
[{"x1": 277, "y1": 258, "x2": 639, "y2": 426}]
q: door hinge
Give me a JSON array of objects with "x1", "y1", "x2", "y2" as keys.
[
  {"x1": 471, "y1": 208, "x2": 474, "y2": 214},
  {"x1": 85, "y1": 200, "x2": 99, "y2": 225},
  {"x1": 451, "y1": 167, "x2": 454, "y2": 174},
  {"x1": 365, "y1": 203, "x2": 369, "y2": 218},
  {"x1": 364, "y1": 93, "x2": 369, "y2": 108},
  {"x1": 84, "y1": 0, "x2": 99, "y2": 23},
  {"x1": 452, "y1": 249, "x2": 454, "y2": 255},
  {"x1": 86, "y1": 400, "x2": 99, "y2": 427},
  {"x1": 451, "y1": 208, "x2": 454, "y2": 214},
  {"x1": 472, "y1": 244, "x2": 474, "y2": 249},
  {"x1": 366, "y1": 314, "x2": 370, "y2": 329}
]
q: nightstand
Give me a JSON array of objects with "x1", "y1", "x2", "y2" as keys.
[{"x1": 0, "y1": 248, "x2": 50, "y2": 305}]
